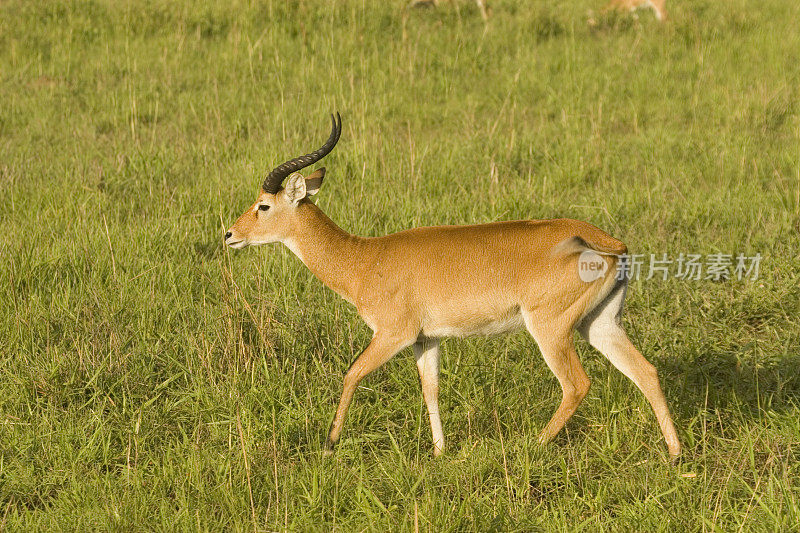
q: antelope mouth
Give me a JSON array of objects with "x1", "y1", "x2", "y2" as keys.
[{"x1": 226, "y1": 239, "x2": 247, "y2": 249}]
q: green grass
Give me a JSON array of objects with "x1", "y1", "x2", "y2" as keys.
[{"x1": 1, "y1": 0, "x2": 799, "y2": 529}]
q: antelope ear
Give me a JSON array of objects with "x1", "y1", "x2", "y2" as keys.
[
  {"x1": 305, "y1": 168, "x2": 325, "y2": 196},
  {"x1": 284, "y1": 172, "x2": 307, "y2": 205}
]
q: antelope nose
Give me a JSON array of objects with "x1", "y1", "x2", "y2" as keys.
[{"x1": 224, "y1": 231, "x2": 232, "y2": 240}]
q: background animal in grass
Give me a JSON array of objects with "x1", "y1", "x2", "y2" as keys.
[{"x1": 410, "y1": 0, "x2": 667, "y2": 22}]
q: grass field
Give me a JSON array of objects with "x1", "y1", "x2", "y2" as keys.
[{"x1": 1, "y1": 0, "x2": 799, "y2": 530}]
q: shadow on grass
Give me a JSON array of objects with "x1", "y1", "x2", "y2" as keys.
[{"x1": 663, "y1": 350, "x2": 800, "y2": 419}]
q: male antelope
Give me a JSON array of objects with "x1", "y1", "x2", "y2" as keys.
[{"x1": 225, "y1": 114, "x2": 681, "y2": 459}]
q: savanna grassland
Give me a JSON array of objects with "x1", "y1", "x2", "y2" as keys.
[{"x1": 1, "y1": 0, "x2": 799, "y2": 530}]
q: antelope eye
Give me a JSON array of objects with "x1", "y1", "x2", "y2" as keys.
[{"x1": 258, "y1": 204, "x2": 270, "y2": 211}]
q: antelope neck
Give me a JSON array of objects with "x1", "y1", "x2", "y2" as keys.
[{"x1": 283, "y1": 201, "x2": 366, "y2": 304}]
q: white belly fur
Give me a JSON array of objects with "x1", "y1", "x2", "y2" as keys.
[{"x1": 422, "y1": 308, "x2": 525, "y2": 338}]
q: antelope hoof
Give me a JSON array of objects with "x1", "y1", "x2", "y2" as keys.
[{"x1": 323, "y1": 439, "x2": 337, "y2": 457}]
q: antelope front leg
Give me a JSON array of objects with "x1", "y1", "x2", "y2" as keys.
[
  {"x1": 324, "y1": 333, "x2": 414, "y2": 454},
  {"x1": 414, "y1": 338, "x2": 444, "y2": 456}
]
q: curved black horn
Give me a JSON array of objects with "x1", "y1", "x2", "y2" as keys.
[{"x1": 262, "y1": 112, "x2": 342, "y2": 194}]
